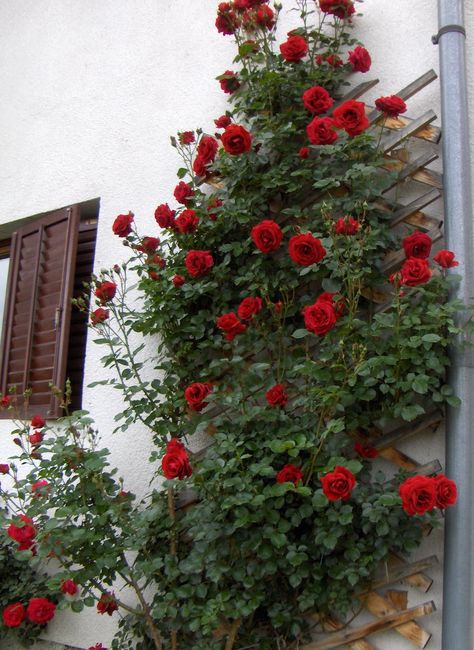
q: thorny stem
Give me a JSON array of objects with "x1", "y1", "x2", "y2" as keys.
[{"x1": 167, "y1": 487, "x2": 178, "y2": 650}]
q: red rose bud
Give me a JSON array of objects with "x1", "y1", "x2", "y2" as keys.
[
  {"x1": 434, "y1": 474, "x2": 457, "y2": 509},
  {"x1": 61, "y1": 579, "x2": 79, "y2": 596},
  {"x1": 154, "y1": 203, "x2": 176, "y2": 229},
  {"x1": 94, "y1": 281, "x2": 117, "y2": 304},
  {"x1": 399, "y1": 475, "x2": 437, "y2": 515},
  {"x1": 2, "y1": 602, "x2": 26, "y2": 628},
  {"x1": 433, "y1": 249, "x2": 459, "y2": 268},
  {"x1": 276, "y1": 464, "x2": 303, "y2": 485},
  {"x1": 172, "y1": 274, "x2": 185, "y2": 287},
  {"x1": 279, "y1": 35, "x2": 308, "y2": 62},
  {"x1": 354, "y1": 442, "x2": 378, "y2": 459},
  {"x1": 348, "y1": 45, "x2": 371, "y2": 72},
  {"x1": 178, "y1": 131, "x2": 195, "y2": 145},
  {"x1": 29, "y1": 431, "x2": 43, "y2": 446},
  {"x1": 288, "y1": 233, "x2": 326, "y2": 266},
  {"x1": 273, "y1": 301, "x2": 283, "y2": 313},
  {"x1": 302, "y1": 85, "x2": 333, "y2": 114},
  {"x1": 400, "y1": 257, "x2": 432, "y2": 286},
  {"x1": 175, "y1": 209, "x2": 199, "y2": 234},
  {"x1": 251, "y1": 220, "x2": 283, "y2": 253},
  {"x1": 31, "y1": 415, "x2": 45, "y2": 429},
  {"x1": 321, "y1": 466, "x2": 356, "y2": 501},
  {"x1": 306, "y1": 116, "x2": 338, "y2": 145},
  {"x1": 375, "y1": 95, "x2": 407, "y2": 118},
  {"x1": 173, "y1": 181, "x2": 195, "y2": 205},
  {"x1": 0, "y1": 395, "x2": 12, "y2": 408},
  {"x1": 266, "y1": 383, "x2": 288, "y2": 407},
  {"x1": 219, "y1": 70, "x2": 240, "y2": 95},
  {"x1": 161, "y1": 439, "x2": 193, "y2": 480},
  {"x1": 112, "y1": 211, "x2": 134, "y2": 237},
  {"x1": 97, "y1": 592, "x2": 118, "y2": 616},
  {"x1": 315, "y1": 53, "x2": 343, "y2": 67},
  {"x1": 216, "y1": 312, "x2": 247, "y2": 341},
  {"x1": 184, "y1": 382, "x2": 213, "y2": 412},
  {"x1": 334, "y1": 216, "x2": 360, "y2": 235},
  {"x1": 185, "y1": 250, "x2": 214, "y2": 278},
  {"x1": 113, "y1": 264, "x2": 121, "y2": 274},
  {"x1": 13, "y1": 438, "x2": 22, "y2": 446},
  {"x1": 237, "y1": 296, "x2": 263, "y2": 320},
  {"x1": 221, "y1": 124, "x2": 252, "y2": 155},
  {"x1": 319, "y1": 0, "x2": 355, "y2": 19},
  {"x1": 90, "y1": 308, "x2": 110, "y2": 326},
  {"x1": 0, "y1": 464, "x2": 9, "y2": 474},
  {"x1": 333, "y1": 99, "x2": 369, "y2": 136},
  {"x1": 299, "y1": 147, "x2": 310, "y2": 158},
  {"x1": 214, "y1": 115, "x2": 232, "y2": 129}
]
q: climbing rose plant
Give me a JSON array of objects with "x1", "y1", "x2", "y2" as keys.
[{"x1": 0, "y1": 1, "x2": 466, "y2": 649}]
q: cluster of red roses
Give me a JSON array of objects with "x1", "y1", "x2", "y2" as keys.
[
  {"x1": 216, "y1": 0, "x2": 276, "y2": 37},
  {"x1": 399, "y1": 474, "x2": 457, "y2": 515},
  {"x1": 2, "y1": 598, "x2": 56, "y2": 628},
  {"x1": 390, "y1": 230, "x2": 459, "y2": 288},
  {"x1": 276, "y1": 464, "x2": 357, "y2": 501},
  {"x1": 216, "y1": 295, "x2": 262, "y2": 342},
  {"x1": 161, "y1": 438, "x2": 193, "y2": 480}
]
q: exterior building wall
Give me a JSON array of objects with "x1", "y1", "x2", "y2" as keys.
[{"x1": 0, "y1": 1, "x2": 472, "y2": 648}]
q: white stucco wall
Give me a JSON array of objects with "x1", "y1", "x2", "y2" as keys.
[{"x1": 0, "y1": 1, "x2": 472, "y2": 648}]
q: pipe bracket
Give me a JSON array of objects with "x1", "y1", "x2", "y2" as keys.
[{"x1": 432, "y1": 24, "x2": 466, "y2": 44}]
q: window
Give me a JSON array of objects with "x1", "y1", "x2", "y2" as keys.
[{"x1": 0, "y1": 201, "x2": 98, "y2": 418}]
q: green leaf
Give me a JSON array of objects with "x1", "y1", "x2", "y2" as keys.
[{"x1": 292, "y1": 329, "x2": 309, "y2": 339}]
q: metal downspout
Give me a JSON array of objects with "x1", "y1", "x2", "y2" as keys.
[{"x1": 436, "y1": 2, "x2": 474, "y2": 648}]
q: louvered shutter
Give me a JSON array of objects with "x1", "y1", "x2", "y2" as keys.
[{"x1": 0, "y1": 206, "x2": 80, "y2": 418}]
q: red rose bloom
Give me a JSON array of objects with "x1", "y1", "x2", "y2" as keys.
[
  {"x1": 97, "y1": 592, "x2": 118, "y2": 616},
  {"x1": 334, "y1": 216, "x2": 360, "y2": 235},
  {"x1": 95, "y1": 281, "x2": 117, "y2": 304},
  {"x1": 251, "y1": 220, "x2": 283, "y2": 253},
  {"x1": 299, "y1": 147, "x2": 310, "y2": 158},
  {"x1": 0, "y1": 464, "x2": 9, "y2": 474},
  {"x1": 3, "y1": 602, "x2": 26, "y2": 628},
  {"x1": 333, "y1": 99, "x2": 369, "y2": 136},
  {"x1": 399, "y1": 475, "x2": 437, "y2": 515},
  {"x1": 90, "y1": 308, "x2": 109, "y2": 326},
  {"x1": 173, "y1": 181, "x2": 195, "y2": 205},
  {"x1": 237, "y1": 296, "x2": 263, "y2": 320},
  {"x1": 214, "y1": 115, "x2": 231, "y2": 129},
  {"x1": 31, "y1": 480, "x2": 49, "y2": 497},
  {"x1": 29, "y1": 431, "x2": 43, "y2": 445},
  {"x1": 317, "y1": 292, "x2": 345, "y2": 318},
  {"x1": 306, "y1": 117, "x2": 338, "y2": 145},
  {"x1": 7, "y1": 515, "x2": 36, "y2": 546},
  {"x1": 255, "y1": 4, "x2": 274, "y2": 28},
  {"x1": 215, "y1": 8, "x2": 240, "y2": 35},
  {"x1": 184, "y1": 382, "x2": 213, "y2": 412},
  {"x1": 216, "y1": 312, "x2": 247, "y2": 341},
  {"x1": 197, "y1": 135, "x2": 218, "y2": 164},
  {"x1": 348, "y1": 46, "x2": 371, "y2": 72},
  {"x1": 207, "y1": 197, "x2": 223, "y2": 220},
  {"x1": 31, "y1": 415, "x2": 45, "y2": 429},
  {"x1": 266, "y1": 384, "x2": 288, "y2": 407},
  {"x1": 434, "y1": 249, "x2": 459, "y2": 268},
  {"x1": 0, "y1": 395, "x2": 12, "y2": 408},
  {"x1": 192, "y1": 156, "x2": 208, "y2": 178},
  {"x1": 175, "y1": 209, "x2": 199, "y2": 234},
  {"x1": 112, "y1": 211, "x2": 134, "y2": 237},
  {"x1": 402, "y1": 231, "x2": 432, "y2": 259},
  {"x1": 61, "y1": 579, "x2": 79, "y2": 596},
  {"x1": 172, "y1": 274, "x2": 185, "y2": 287},
  {"x1": 219, "y1": 70, "x2": 240, "y2": 94},
  {"x1": 280, "y1": 35, "x2": 308, "y2": 62},
  {"x1": 375, "y1": 95, "x2": 407, "y2": 118},
  {"x1": 321, "y1": 466, "x2": 356, "y2": 501},
  {"x1": 319, "y1": 0, "x2": 355, "y2": 19},
  {"x1": 162, "y1": 439, "x2": 193, "y2": 480},
  {"x1": 303, "y1": 299, "x2": 338, "y2": 336},
  {"x1": 400, "y1": 257, "x2": 432, "y2": 286},
  {"x1": 434, "y1": 474, "x2": 457, "y2": 509},
  {"x1": 354, "y1": 442, "x2": 378, "y2": 459},
  {"x1": 154, "y1": 203, "x2": 176, "y2": 229},
  {"x1": 276, "y1": 464, "x2": 303, "y2": 485},
  {"x1": 136, "y1": 237, "x2": 160, "y2": 254},
  {"x1": 221, "y1": 124, "x2": 252, "y2": 155},
  {"x1": 185, "y1": 250, "x2": 214, "y2": 278},
  {"x1": 302, "y1": 86, "x2": 334, "y2": 114},
  {"x1": 316, "y1": 53, "x2": 343, "y2": 67},
  {"x1": 178, "y1": 131, "x2": 195, "y2": 145},
  {"x1": 26, "y1": 598, "x2": 56, "y2": 624},
  {"x1": 288, "y1": 233, "x2": 326, "y2": 266}
]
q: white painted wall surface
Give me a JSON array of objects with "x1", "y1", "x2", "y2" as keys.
[{"x1": 0, "y1": 1, "x2": 472, "y2": 648}]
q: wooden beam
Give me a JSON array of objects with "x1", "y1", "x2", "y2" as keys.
[
  {"x1": 381, "y1": 110, "x2": 438, "y2": 152},
  {"x1": 374, "y1": 409, "x2": 443, "y2": 451},
  {"x1": 365, "y1": 592, "x2": 431, "y2": 648},
  {"x1": 371, "y1": 555, "x2": 438, "y2": 590}
]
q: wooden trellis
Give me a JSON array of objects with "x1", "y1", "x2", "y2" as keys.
[{"x1": 178, "y1": 69, "x2": 446, "y2": 649}]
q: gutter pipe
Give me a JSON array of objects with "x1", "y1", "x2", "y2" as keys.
[{"x1": 435, "y1": 2, "x2": 474, "y2": 648}]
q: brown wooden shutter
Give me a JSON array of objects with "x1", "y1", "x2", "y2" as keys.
[{"x1": 0, "y1": 206, "x2": 80, "y2": 418}]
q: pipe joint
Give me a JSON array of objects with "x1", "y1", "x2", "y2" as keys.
[{"x1": 432, "y1": 24, "x2": 466, "y2": 44}]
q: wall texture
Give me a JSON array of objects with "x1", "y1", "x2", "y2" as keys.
[{"x1": 0, "y1": 1, "x2": 472, "y2": 648}]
